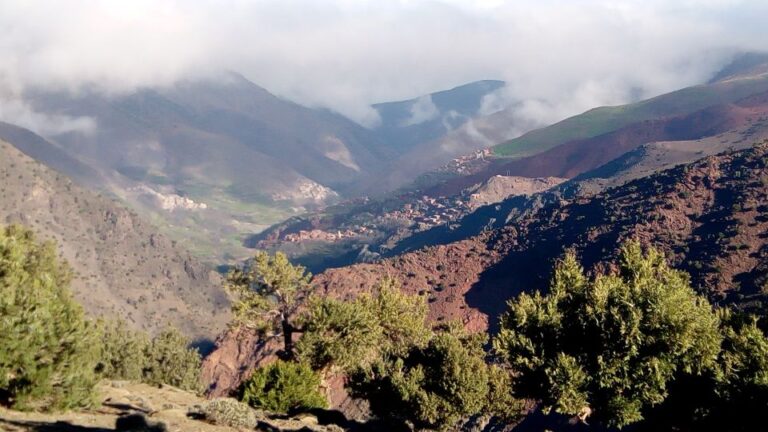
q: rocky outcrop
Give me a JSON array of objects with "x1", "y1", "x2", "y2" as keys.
[
  {"x1": 466, "y1": 175, "x2": 565, "y2": 209},
  {"x1": 202, "y1": 326, "x2": 280, "y2": 397}
]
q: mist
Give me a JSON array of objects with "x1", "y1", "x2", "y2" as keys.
[{"x1": 0, "y1": 0, "x2": 767, "y2": 131}]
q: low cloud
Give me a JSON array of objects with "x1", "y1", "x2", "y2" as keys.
[
  {"x1": 401, "y1": 95, "x2": 440, "y2": 127},
  {"x1": 0, "y1": 94, "x2": 96, "y2": 136},
  {"x1": 0, "y1": 0, "x2": 766, "y2": 130}
]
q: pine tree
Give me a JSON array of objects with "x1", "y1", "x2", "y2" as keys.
[
  {"x1": 143, "y1": 326, "x2": 202, "y2": 392},
  {"x1": 0, "y1": 225, "x2": 100, "y2": 410},
  {"x1": 493, "y1": 241, "x2": 723, "y2": 428},
  {"x1": 226, "y1": 251, "x2": 312, "y2": 358},
  {"x1": 296, "y1": 276, "x2": 431, "y2": 372}
]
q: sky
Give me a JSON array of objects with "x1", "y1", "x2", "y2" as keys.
[{"x1": 0, "y1": 0, "x2": 767, "y2": 130}]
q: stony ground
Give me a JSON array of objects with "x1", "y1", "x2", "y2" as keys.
[{"x1": 0, "y1": 381, "x2": 338, "y2": 432}]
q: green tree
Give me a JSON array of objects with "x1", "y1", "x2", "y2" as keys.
[
  {"x1": 240, "y1": 361, "x2": 327, "y2": 414},
  {"x1": 349, "y1": 326, "x2": 514, "y2": 431},
  {"x1": 98, "y1": 318, "x2": 150, "y2": 381},
  {"x1": 493, "y1": 241, "x2": 723, "y2": 428},
  {"x1": 694, "y1": 311, "x2": 768, "y2": 430},
  {"x1": 143, "y1": 326, "x2": 202, "y2": 392},
  {"x1": 296, "y1": 277, "x2": 431, "y2": 372},
  {"x1": 227, "y1": 251, "x2": 312, "y2": 357},
  {"x1": 0, "y1": 225, "x2": 100, "y2": 410}
]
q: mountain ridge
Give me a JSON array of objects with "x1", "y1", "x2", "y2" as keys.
[{"x1": 0, "y1": 139, "x2": 230, "y2": 339}]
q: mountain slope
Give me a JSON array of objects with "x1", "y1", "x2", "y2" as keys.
[
  {"x1": 0, "y1": 139, "x2": 229, "y2": 339},
  {"x1": 248, "y1": 84, "x2": 768, "y2": 274},
  {"x1": 315, "y1": 143, "x2": 768, "y2": 332},
  {"x1": 12, "y1": 74, "x2": 398, "y2": 261},
  {"x1": 371, "y1": 80, "x2": 505, "y2": 154},
  {"x1": 424, "y1": 87, "x2": 768, "y2": 197},
  {"x1": 205, "y1": 143, "x2": 768, "y2": 397},
  {"x1": 492, "y1": 71, "x2": 768, "y2": 158},
  {"x1": 28, "y1": 73, "x2": 391, "y2": 198}
]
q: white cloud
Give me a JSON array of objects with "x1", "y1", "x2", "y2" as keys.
[
  {"x1": 0, "y1": 0, "x2": 766, "y2": 128},
  {"x1": 0, "y1": 90, "x2": 96, "y2": 136},
  {"x1": 401, "y1": 95, "x2": 440, "y2": 127}
]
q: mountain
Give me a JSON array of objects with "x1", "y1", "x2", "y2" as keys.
[
  {"x1": 371, "y1": 80, "x2": 506, "y2": 154},
  {"x1": 425, "y1": 88, "x2": 768, "y2": 197},
  {"x1": 28, "y1": 72, "x2": 392, "y2": 193},
  {"x1": 320, "y1": 142, "x2": 768, "y2": 325},
  {"x1": 356, "y1": 52, "x2": 768, "y2": 195},
  {"x1": 248, "y1": 73, "x2": 768, "y2": 273},
  {"x1": 492, "y1": 55, "x2": 768, "y2": 159},
  {"x1": 347, "y1": 80, "x2": 511, "y2": 195},
  {"x1": 11, "y1": 75, "x2": 512, "y2": 263},
  {"x1": 204, "y1": 143, "x2": 768, "y2": 398},
  {"x1": 0, "y1": 138, "x2": 229, "y2": 340},
  {"x1": 13, "y1": 73, "x2": 398, "y2": 261}
]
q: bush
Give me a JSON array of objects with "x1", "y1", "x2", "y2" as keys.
[
  {"x1": 240, "y1": 361, "x2": 327, "y2": 414},
  {"x1": 143, "y1": 326, "x2": 202, "y2": 392},
  {"x1": 98, "y1": 319, "x2": 150, "y2": 381},
  {"x1": 349, "y1": 327, "x2": 507, "y2": 431},
  {"x1": 99, "y1": 321, "x2": 202, "y2": 392},
  {"x1": 199, "y1": 398, "x2": 258, "y2": 429},
  {"x1": 493, "y1": 241, "x2": 722, "y2": 428},
  {"x1": 296, "y1": 277, "x2": 431, "y2": 372},
  {"x1": 0, "y1": 225, "x2": 100, "y2": 410}
]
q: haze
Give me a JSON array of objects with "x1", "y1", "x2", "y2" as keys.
[{"x1": 1, "y1": 0, "x2": 767, "y2": 130}]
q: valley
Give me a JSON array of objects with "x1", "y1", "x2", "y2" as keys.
[{"x1": 3, "y1": 13, "x2": 768, "y2": 426}]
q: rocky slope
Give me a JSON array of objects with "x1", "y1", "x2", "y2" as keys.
[
  {"x1": 321, "y1": 142, "x2": 768, "y2": 326},
  {"x1": 249, "y1": 174, "x2": 564, "y2": 273},
  {"x1": 0, "y1": 140, "x2": 229, "y2": 339},
  {"x1": 0, "y1": 381, "x2": 346, "y2": 432},
  {"x1": 204, "y1": 143, "x2": 768, "y2": 397},
  {"x1": 248, "y1": 85, "x2": 768, "y2": 275}
]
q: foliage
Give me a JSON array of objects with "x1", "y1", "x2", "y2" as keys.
[
  {"x1": 485, "y1": 364, "x2": 526, "y2": 423},
  {"x1": 690, "y1": 311, "x2": 768, "y2": 430},
  {"x1": 98, "y1": 320, "x2": 202, "y2": 392},
  {"x1": 715, "y1": 313, "x2": 768, "y2": 416},
  {"x1": 226, "y1": 251, "x2": 312, "y2": 355},
  {"x1": 0, "y1": 224, "x2": 100, "y2": 411},
  {"x1": 358, "y1": 277, "x2": 432, "y2": 357},
  {"x1": 142, "y1": 326, "x2": 202, "y2": 392},
  {"x1": 296, "y1": 295, "x2": 380, "y2": 371},
  {"x1": 349, "y1": 326, "x2": 513, "y2": 431},
  {"x1": 199, "y1": 398, "x2": 258, "y2": 429},
  {"x1": 240, "y1": 361, "x2": 327, "y2": 414},
  {"x1": 493, "y1": 241, "x2": 723, "y2": 428},
  {"x1": 98, "y1": 318, "x2": 150, "y2": 381},
  {"x1": 296, "y1": 277, "x2": 431, "y2": 371}
]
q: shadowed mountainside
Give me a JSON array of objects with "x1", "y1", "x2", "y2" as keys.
[{"x1": 0, "y1": 139, "x2": 229, "y2": 339}]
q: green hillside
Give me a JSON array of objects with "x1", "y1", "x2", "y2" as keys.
[{"x1": 493, "y1": 75, "x2": 768, "y2": 157}]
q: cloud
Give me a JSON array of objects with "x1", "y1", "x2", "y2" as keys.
[
  {"x1": 0, "y1": 0, "x2": 766, "y2": 129},
  {"x1": 401, "y1": 95, "x2": 440, "y2": 127},
  {"x1": 0, "y1": 91, "x2": 96, "y2": 136}
]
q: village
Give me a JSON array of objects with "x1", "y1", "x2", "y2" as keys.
[{"x1": 279, "y1": 193, "x2": 474, "y2": 244}]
